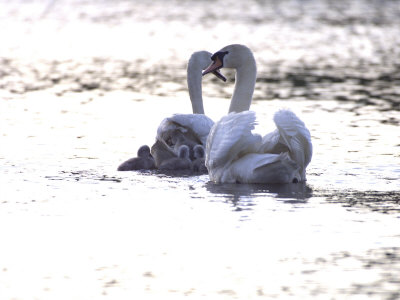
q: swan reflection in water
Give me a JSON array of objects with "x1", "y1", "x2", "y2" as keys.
[{"x1": 205, "y1": 181, "x2": 313, "y2": 208}]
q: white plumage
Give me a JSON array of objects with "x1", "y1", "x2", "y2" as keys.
[
  {"x1": 206, "y1": 110, "x2": 311, "y2": 183},
  {"x1": 203, "y1": 44, "x2": 312, "y2": 183}
]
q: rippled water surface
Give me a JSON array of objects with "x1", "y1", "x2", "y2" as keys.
[{"x1": 0, "y1": 0, "x2": 399, "y2": 299}]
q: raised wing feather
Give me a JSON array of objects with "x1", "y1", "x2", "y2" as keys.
[
  {"x1": 206, "y1": 111, "x2": 261, "y2": 170},
  {"x1": 272, "y1": 109, "x2": 313, "y2": 180},
  {"x1": 260, "y1": 129, "x2": 283, "y2": 153}
]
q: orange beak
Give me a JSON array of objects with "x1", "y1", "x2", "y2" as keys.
[
  {"x1": 203, "y1": 56, "x2": 226, "y2": 81},
  {"x1": 202, "y1": 56, "x2": 223, "y2": 77}
]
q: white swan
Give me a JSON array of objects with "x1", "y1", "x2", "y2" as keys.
[
  {"x1": 151, "y1": 51, "x2": 225, "y2": 167},
  {"x1": 202, "y1": 44, "x2": 312, "y2": 183}
]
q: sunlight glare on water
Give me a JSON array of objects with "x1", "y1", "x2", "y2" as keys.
[{"x1": 0, "y1": 0, "x2": 399, "y2": 299}]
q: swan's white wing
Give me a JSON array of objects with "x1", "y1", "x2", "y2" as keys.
[
  {"x1": 271, "y1": 109, "x2": 312, "y2": 180},
  {"x1": 156, "y1": 113, "x2": 214, "y2": 146},
  {"x1": 206, "y1": 111, "x2": 261, "y2": 170},
  {"x1": 260, "y1": 129, "x2": 282, "y2": 153}
]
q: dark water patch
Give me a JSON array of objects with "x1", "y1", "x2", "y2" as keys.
[
  {"x1": 36, "y1": 0, "x2": 400, "y2": 27},
  {"x1": 2, "y1": 56, "x2": 399, "y2": 118},
  {"x1": 323, "y1": 190, "x2": 400, "y2": 214},
  {"x1": 381, "y1": 117, "x2": 399, "y2": 126},
  {"x1": 306, "y1": 247, "x2": 400, "y2": 298},
  {"x1": 152, "y1": 169, "x2": 205, "y2": 178},
  {"x1": 45, "y1": 170, "x2": 124, "y2": 183},
  {"x1": 256, "y1": 64, "x2": 400, "y2": 111},
  {"x1": 0, "y1": 58, "x2": 194, "y2": 97}
]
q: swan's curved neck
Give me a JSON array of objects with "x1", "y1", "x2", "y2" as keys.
[
  {"x1": 187, "y1": 62, "x2": 205, "y2": 114},
  {"x1": 229, "y1": 59, "x2": 257, "y2": 113}
]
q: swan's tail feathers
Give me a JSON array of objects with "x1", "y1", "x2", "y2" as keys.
[
  {"x1": 206, "y1": 111, "x2": 261, "y2": 170},
  {"x1": 273, "y1": 109, "x2": 313, "y2": 180}
]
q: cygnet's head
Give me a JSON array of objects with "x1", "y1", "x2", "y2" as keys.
[
  {"x1": 193, "y1": 144, "x2": 205, "y2": 159},
  {"x1": 202, "y1": 44, "x2": 255, "y2": 75},
  {"x1": 178, "y1": 145, "x2": 190, "y2": 159},
  {"x1": 137, "y1": 145, "x2": 151, "y2": 158}
]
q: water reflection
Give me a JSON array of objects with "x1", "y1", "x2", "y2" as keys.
[{"x1": 206, "y1": 182, "x2": 313, "y2": 204}]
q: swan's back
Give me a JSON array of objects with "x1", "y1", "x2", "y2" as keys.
[
  {"x1": 205, "y1": 110, "x2": 310, "y2": 184},
  {"x1": 152, "y1": 113, "x2": 214, "y2": 167},
  {"x1": 228, "y1": 152, "x2": 299, "y2": 183},
  {"x1": 156, "y1": 114, "x2": 214, "y2": 147}
]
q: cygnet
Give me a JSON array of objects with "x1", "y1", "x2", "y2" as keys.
[
  {"x1": 159, "y1": 145, "x2": 192, "y2": 171},
  {"x1": 117, "y1": 145, "x2": 155, "y2": 171},
  {"x1": 192, "y1": 144, "x2": 207, "y2": 174},
  {"x1": 170, "y1": 130, "x2": 198, "y2": 160}
]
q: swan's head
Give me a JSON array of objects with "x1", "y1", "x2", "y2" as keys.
[
  {"x1": 202, "y1": 44, "x2": 255, "y2": 76},
  {"x1": 137, "y1": 145, "x2": 151, "y2": 158},
  {"x1": 189, "y1": 51, "x2": 226, "y2": 82}
]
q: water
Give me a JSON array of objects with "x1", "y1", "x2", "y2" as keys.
[{"x1": 0, "y1": 0, "x2": 399, "y2": 299}]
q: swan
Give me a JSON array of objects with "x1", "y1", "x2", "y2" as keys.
[
  {"x1": 150, "y1": 51, "x2": 226, "y2": 168},
  {"x1": 159, "y1": 145, "x2": 192, "y2": 171},
  {"x1": 202, "y1": 44, "x2": 312, "y2": 183},
  {"x1": 117, "y1": 145, "x2": 156, "y2": 171},
  {"x1": 192, "y1": 144, "x2": 207, "y2": 174}
]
